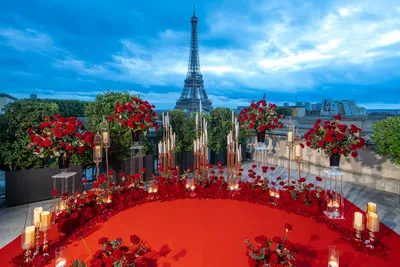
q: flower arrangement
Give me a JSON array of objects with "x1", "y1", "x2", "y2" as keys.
[
  {"x1": 245, "y1": 224, "x2": 297, "y2": 267},
  {"x1": 238, "y1": 100, "x2": 284, "y2": 133},
  {"x1": 109, "y1": 97, "x2": 158, "y2": 137},
  {"x1": 27, "y1": 115, "x2": 94, "y2": 164},
  {"x1": 303, "y1": 115, "x2": 365, "y2": 164},
  {"x1": 72, "y1": 234, "x2": 150, "y2": 267}
]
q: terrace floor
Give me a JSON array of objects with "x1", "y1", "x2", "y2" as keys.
[{"x1": 0, "y1": 161, "x2": 399, "y2": 248}]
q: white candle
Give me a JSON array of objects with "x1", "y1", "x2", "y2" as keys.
[
  {"x1": 367, "y1": 202, "x2": 377, "y2": 213},
  {"x1": 190, "y1": 185, "x2": 195, "y2": 190},
  {"x1": 288, "y1": 131, "x2": 293, "y2": 143},
  {"x1": 270, "y1": 192, "x2": 275, "y2": 197},
  {"x1": 194, "y1": 140, "x2": 196, "y2": 152},
  {"x1": 295, "y1": 144, "x2": 301, "y2": 156},
  {"x1": 354, "y1": 212, "x2": 363, "y2": 229},
  {"x1": 24, "y1": 226, "x2": 35, "y2": 246},
  {"x1": 368, "y1": 212, "x2": 379, "y2": 231},
  {"x1": 148, "y1": 188, "x2": 153, "y2": 193},
  {"x1": 232, "y1": 110, "x2": 234, "y2": 127},
  {"x1": 162, "y1": 112, "x2": 165, "y2": 125},
  {"x1": 33, "y1": 207, "x2": 43, "y2": 226},
  {"x1": 328, "y1": 261, "x2": 338, "y2": 267},
  {"x1": 40, "y1": 211, "x2": 51, "y2": 228},
  {"x1": 153, "y1": 187, "x2": 158, "y2": 193}
]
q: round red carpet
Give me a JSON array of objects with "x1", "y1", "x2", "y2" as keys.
[{"x1": 1, "y1": 199, "x2": 399, "y2": 266}]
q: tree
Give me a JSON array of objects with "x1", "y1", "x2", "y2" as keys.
[
  {"x1": 0, "y1": 100, "x2": 59, "y2": 171},
  {"x1": 208, "y1": 108, "x2": 232, "y2": 154},
  {"x1": 84, "y1": 90, "x2": 153, "y2": 160},
  {"x1": 275, "y1": 107, "x2": 292, "y2": 117},
  {"x1": 371, "y1": 116, "x2": 400, "y2": 166},
  {"x1": 168, "y1": 110, "x2": 189, "y2": 152}
]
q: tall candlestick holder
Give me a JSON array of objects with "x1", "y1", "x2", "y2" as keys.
[
  {"x1": 93, "y1": 132, "x2": 102, "y2": 183},
  {"x1": 286, "y1": 118, "x2": 295, "y2": 182},
  {"x1": 353, "y1": 212, "x2": 364, "y2": 242},
  {"x1": 33, "y1": 224, "x2": 40, "y2": 257},
  {"x1": 193, "y1": 111, "x2": 208, "y2": 181},
  {"x1": 159, "y1": 113, "x2": 176, "y2": 176},
  {"x1": 40, "y1": 212, "x2": 52, "y2": 257},
  {"x1": 100, "y1": 120, "x2": 111, "y2": 185},
  {"x1": 226, "y1": 113, "x2": 241, "y2": 186}
]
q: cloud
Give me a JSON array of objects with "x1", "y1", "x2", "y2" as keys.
[
  {"x1": 376, "y1": 30, "x2": 400, "y2": 46},
  {"x1": 0, "y1": 28, "x2": 58, "y2": 53}
]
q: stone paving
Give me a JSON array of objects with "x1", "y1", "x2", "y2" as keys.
[{"x1": 0, "y1": 162, "x2": 399, "y2": 249}]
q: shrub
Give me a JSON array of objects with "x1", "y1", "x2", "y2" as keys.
[{"x1": 371, "y1": 116, "x2": 400, "y2": 166}]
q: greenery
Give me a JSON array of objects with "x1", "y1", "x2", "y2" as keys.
[
  {"x1": 84, "y1": 90, "x2": 154, "y2": 160},
  {"x1": 208, "y1": 108, "x2": 232, "y2": 154},
  {"x1": 0, "y1": 100, "x2": 59, "y2": 171},
  {"x1": 371, "y1": 116, "x2": 400, "y2": 166},
  {"x1": 168, "y1": 109, "x2": 189, "y2": 152},
  {"x1": 275, "y1": 106, "x2": 292, "y2": 117},
  {"x1": 46, "y1": 99, "x2": 85, "y2": 117}
]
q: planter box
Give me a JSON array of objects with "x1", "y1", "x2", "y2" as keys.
[
  {"x1": 6, "y1": 165, "x2": 82, "y2": 207},
  {"x1": 210, "y1": 150, "x2": 227, "y2": 166},
  {"x1": 175, "y1": 151, "x2": 194, "y2": 173},
  {"x1": 107, "y1": 156, "x2": 154, "y2": 182}
]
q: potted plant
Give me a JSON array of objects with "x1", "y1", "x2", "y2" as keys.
[
  {"x1": 208, "y1": 108, "x2": 233, "y2": 165},
  {"x1": 303, "y1": 114, "x2": 366, "y2": 167},
  {"x1": 239, "y1": 100, "x2": 284, "y2": 143}
]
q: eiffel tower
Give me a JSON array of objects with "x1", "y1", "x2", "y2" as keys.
[{"x1": 174, "y1": 6, "x2": 213, "y2": 112}]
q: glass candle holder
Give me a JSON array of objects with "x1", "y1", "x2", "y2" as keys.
[
  {"x1": 366, "y1": 212, "x2": 380, "y2": 248},
  {"x1": 55, "y1": 246, "x2": 67, "y2": 267},
  {"x1": 40, "y1": 211, "x2": 52, "y2": 257},
  {"x1": 353, "y1": 212, "x2": 364, "y2": 241},
  {"x1": 21, "y1": 227, "x2": 35, "y2": 262},
  {"x1": 328, "y1": 245, "x2": 339, "y2": 267}
]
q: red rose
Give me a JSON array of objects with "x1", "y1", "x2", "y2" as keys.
[
  {"x1": 93, "y1": 182, "x2": 99, "y2": 189},
  {"x1": 105, "y1": 244, "x2": 113, "y2": 252},
  {"x1": 248, "y1": 257, "x2": 258, "y2": 267},
  {"x1": 93, "y1": 249, "x2": 103, "y2": 259},
  {"x1": 283, "y1": 239, "x2": 293, "y2": 250},
  {"x1": 66, "y1": 144, "x2": 74, "y2": 152},
  {"x1": 85, "y1": 133, "x2": 94, "y2": 143},
  {"x1": 339, "y1": 149, "x2": 346, "y2": 155},
  {"x1": 108, "y1": 116, "x2": 113, "y2": 123},
  {"x1": 332, "y1": 147, "x2": 338, "y2": 153},
  {"x1": 130, "y1": 234, "x2": 140, "y2": 244},
  {"x1": 351, "y1": 151, "x2": 358, "y2": 158},
  {"x1": 270, "y1": 167, "x2": 275, "y2": 171},
  {"x1": 91, "y1": 260, "x2": 103, "y2": 267},
  {"x1": 77, "y1": 146, "x2": 86, "y2": 154},
  {"x1": 255, "y1": 235, "x2": 268, "y2": 245},
  {"x1": 112, "y1": 249, "x2": 124, "y2": 260},
  {"x1": 102, "y1": 257, "x2": 114, "y2": 267},
  {"x1": 298, "y1": 177, "x2": 306, "y2": 183},
  {"x1": 43, "y1": 139, "x2": 51, "y2": 147},
  {"x1": 284, "y1": 223, "x2": 292, "y2": 231},
  {"x1": 300, "y1": 143, "x2": 305, "y2": 148},
  {"x1": 51, "y1": 189, "x2": 58, "y2": 197},
  {"x1": 53, "y1": 128, "x2": 63, "y2": 138},
  {"x1": 272, "y1": 236, "x2": 281, "y2": 244},
  {"x1": 316, "y1": 176, "x2": 322, "y2": 182},
  {"x1": 317, "y1": 140, "x2": 325, "y2": 148},
  {"x1": 334, "y1": 114, "x2": 342, "y2": 121},
  {"x1": 350, "y1": 144, "x2": 357, "y2": 150},
  {"x1": 98, "y1": 237, "x2": 108, "y2": 245},
  {"x1": 336, "y1": 133, "x2": 345, "y2": 141},
  {"x1": 269, "y1": 253, "x2": 279, "y2": 265}
]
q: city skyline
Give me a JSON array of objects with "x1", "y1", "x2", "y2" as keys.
[{"x1": 0, "y1": 0, "x2": 400, "y2": 109}]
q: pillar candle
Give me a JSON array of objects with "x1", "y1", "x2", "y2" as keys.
[
  {"x1": 162, "y1": 112, "x2": 165, "y2": 125},
  {"x1": 95, "y1": 145, "x2": 101, "y2": 158},
  {"x1": 231, "y1": 110, "x2": 234, "y2": 128},
  {"x1": 368, "y1": 212, "x2": 379, "y2": 231},
  {"x1": 295, "y1": 144, "x2": 301, "y2": 156},
  {"x1": 367, "y1": 202, "x2": 377, "y2": 213},
  {"x1": 24, "y1": 226, "x2": 35, "y2": 246},
  {"x1": 40, "y1": 211, "x2": 51, "y2": 229},
  {"x1": 287, "y1": 131, "x2": 293, "y2": 143},
  {"x1": 353, "y1": 212, "x2": 363, "y2": 229},
  {"x1": 33, "y1": 207, "x2": 43, "y2": 226}
]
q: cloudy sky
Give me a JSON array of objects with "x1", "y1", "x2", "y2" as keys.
[{"x1": 1, "y1": 0, "x2": 400, "y2": 109}]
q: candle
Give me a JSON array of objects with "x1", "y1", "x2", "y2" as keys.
[
  {"x1": 186, "y1": 183, "x2": 190, "y2": 189},
  {"x1": 327, "y1": 200, "x2": 333, "y2": 208},
  {"x1": 33, "y1": 207, "x2": 43, "y2": 226},
  {"x1": 287, "y1": 131, "x2": 293, "y2": 143},
  {"x1": 367, "y1": 202, "x2": 377, "y2": 213},
  {"x1": 24, "y1": 226, "x2": 35, "y2": 246},
  {"x1": 102, "y1": 132, "x2": 109, "y2": 144},
  {"x1": 190, "y1": 185, "x2": 195, "y2": 190},
  {"x1": 60, "y1": 201, "x2": 65, "y2": 211},
  {"x1": 56, "y1": 259, "x2": 67, "y2": 267},
  {"x1": 368, "y1": 212, "x2": 379, "y2": 231},
  {"x1": 94, "y1": 145, "x2": 101, "y2": 157},
  {"x1": 229, "y1": 185, "x2": 234, "y2": 191},
  {"x1": 162, "y1": 112, "x2": 165, "y2": 125},
  {"x1": 353, "y1": 212, "x2": 363, "y2": 230},
  {"x1": 333, "y1": 201, "x2": 339, "y2": 208},
  {"x1": 234, "y1": 184, "x2": 239, "y2": 190},
  {"x1": 40, "y1": 211, "x2": 51, "y2": 229},
  {"x1": 148, "y1": 188, "x2": 153, "y2": 193},
  {"x1": 106, "y1": 197, "x2": 112, "y2": 204},
  {"x1": 275, "y1": 193, "x2": 280, "y2": 199},
  {"x1": 295, "y1": 144, "x2": 301, "y2": 156},
  {"x1": 153, "y1": 188, "x2": 158, "y2": 193},
  {"x1": 328, "y1": 260, "x2": 339, "y2": 267},
  {"x1": 270, "y1": 192, "x2": 275, "y2": 197},
  {"x1": 232, "y1": 110, "x2": 234, "y2": 127}
]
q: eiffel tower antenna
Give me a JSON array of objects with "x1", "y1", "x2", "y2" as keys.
[{"x1": 174, "y1": 6, "x2": 213, "y2": 112}]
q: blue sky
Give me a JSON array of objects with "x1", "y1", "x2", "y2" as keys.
[{"x1": 0, "y1": 0, "x2": 400, "y2": 109}]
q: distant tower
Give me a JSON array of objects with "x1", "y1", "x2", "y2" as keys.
[
  {"x1": 174, "y1": 5, "x2": 213, "y2": 112},
  {"x1": 263, "y1": 93, "x2": 266, "y2": 101}
]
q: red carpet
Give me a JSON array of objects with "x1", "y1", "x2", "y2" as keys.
[{"x1": 1, "y1": 199, "x2": 400, "y2": 266}]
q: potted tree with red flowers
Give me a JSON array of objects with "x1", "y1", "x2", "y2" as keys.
[
  {"x1": 109, "y1": 97, "x2": 158, "y2": 144},
  {"x1": 303, "y1": 114, "x2": 365, "y2": 168},
  {"x1": 239, "y1": 100, "x2": 284, "y2": 144}
]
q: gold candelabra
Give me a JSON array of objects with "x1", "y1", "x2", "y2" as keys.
[
  {"x1": 227, "y1": 110, "x2": 241, "y2": 187},
  {"x1": 93, "y1": 132, "x2": 103, "y2": 182},
  {"x1": 193, "y1": 110, "x2": 209, "y2": 181},
  {"x1": 100, "y1": 120, "x2": 111, "y2": 184},
  {"x1": 159, "y1": 113, "x2": 176, "y2": 176}
]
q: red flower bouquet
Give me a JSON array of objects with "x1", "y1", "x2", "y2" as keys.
[
  {"x1": 28, "y1": 115, "x2": 94, "y2": 163},
  {"x1": 109, "y1": 97, "x2": 158, "y2": 141},
  {"x1": 73, "y1": 234, "x2": 150, "y2": 267},
  {"x1": 303, "y1": 115, "x2": 365, "y2": 167},
  {"x1": 245, "y1": 225, "x2": 297, "y2": 267},
  {"x1": 239, "y1": 100, "x2": 284, "y2": 143}
]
